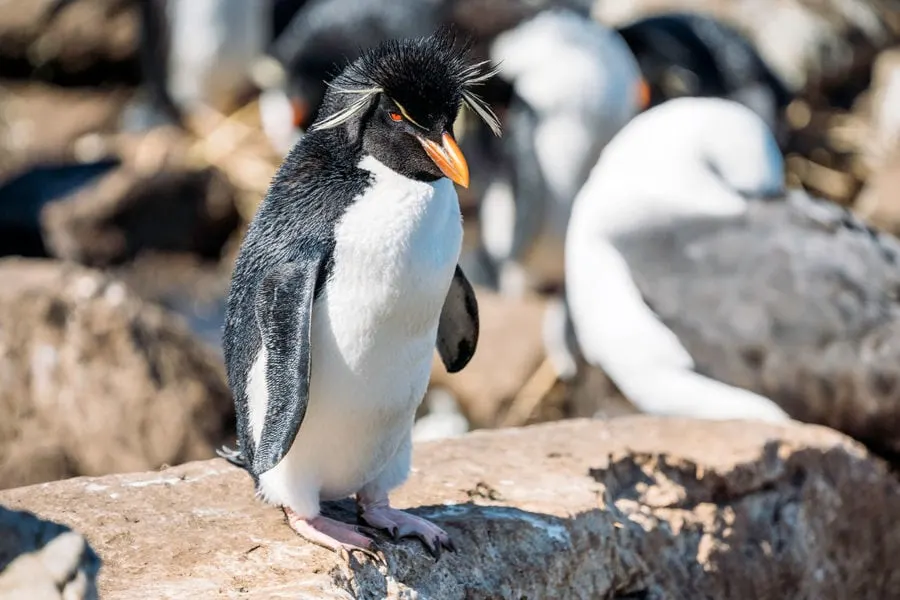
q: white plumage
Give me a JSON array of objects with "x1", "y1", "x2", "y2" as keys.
[
  {"x1": 248, "y1": 155, "x2": 463, "y2": 517},
  {"x1": 566, "y1": 97, "x2": 790, "y2": 422},
  {"x1": 482, "y1": 10, "x2": 644, "y2": 294},
  {"x1": 166, "y1": 0, "x2": 270, "y2": 112}
]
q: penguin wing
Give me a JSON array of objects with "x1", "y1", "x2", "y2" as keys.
[
  {"x1": 436, "y1": 264, "x2": 480, "y2": 373},
  {"x1": 252, "y1": 257, "x2": 324, "y2": 475}
]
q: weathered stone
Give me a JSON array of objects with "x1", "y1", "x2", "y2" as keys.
[
  {"x1": 1, "y1": 417, "x2": 898, "y2": 599},
  {"x1": 857, "y1": 152, "x2": 900, "y2": 236},
  {"x1": 0, "y1": 83, "x2": 127, "y2": 182},
  {"x1": 0, "y1": 258, "x2": 234, "y2": 490},
  {"x1": 0, "y1": 0, "x2": 139, "y2": 84},
  {"x1": 40, "y1": 157, "x2": 241, "y2": 266},
  {"x1": 0, "y1": 506, "x2": 100, "y2": 600}
]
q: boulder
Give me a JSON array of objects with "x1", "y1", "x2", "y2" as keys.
[
  {"x1": 857, "y1": 153, "x2": 900, "y2": 236},
  {"x1": 0, "y1": 0, "x2": 139, "y2": 84},
  {"x1": 40, "y1": 156, "x2": 242, "y2": 266},
  {"x1": 1, "y1": 417, "x2": 898, "y2": 598},
  {"x1": 0, "y1": 506, "x2": 100, "y2": 600},
  {"x1": 0, "y1": 258, "x2": 234, "y2": 490},
  {"x1": 0, "y1": 83, "x2": 126, "y2": 182}
]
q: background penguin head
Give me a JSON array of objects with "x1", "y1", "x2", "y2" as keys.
[{"x1": 309, "y1": 32, "x2": 502, "y2": 186}]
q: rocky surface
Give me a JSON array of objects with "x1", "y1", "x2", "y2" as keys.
[
  {"x1": 0, "y1": 258, "x2": 234, "y2": 489},
  {"x1": 0, "y1": 506, "x2": 100, "y2": 600},
  {"x1": 0, "y1": 0, "x2": 139, "y2": 84},
  {"x1": 857, "y1": 151, "x2": 900, "y2": 236},
  {"x1": 0, "y1": 83, "x2": 127, "y2": 182},
  {"x1": 2, "y1": 417, "x2": 898, "y2": 599},
  {"x1": 40, "y1": 156, "x2": 241, "y2": 266}
]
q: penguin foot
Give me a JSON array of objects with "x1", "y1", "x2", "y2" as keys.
[
  {"x1": 283, "y1": 507, "x2": 383, "y2": 563},
  {"x1": 358, "y1": 500, "x2": 455, "y2": 559}
]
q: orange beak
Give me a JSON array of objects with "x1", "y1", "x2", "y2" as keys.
[
  {"x1": 290, "y1": 97, "x2": 309, "y2": 129},
  {"x1": 636, "y1": 78, "x2": 652, "y2": 110},
  {"x1": 416, "y1": 132, "x2": 470, "y2": 188}
]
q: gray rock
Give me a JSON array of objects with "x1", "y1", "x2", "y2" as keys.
[{"x1": 2, "y1": 417, "x2": 898, "y2": 598}]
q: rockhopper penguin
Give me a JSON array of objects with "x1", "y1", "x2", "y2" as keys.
[{"x1": 221, "y1": 32, "x2": 499, "y2": 558}]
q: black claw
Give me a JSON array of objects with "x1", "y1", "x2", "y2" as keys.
[
  {"x1": 424, "y1": 536, "x2": 441, "y2": 560},
  {"x1": 347, "y1": 545, "x2": 384, "y2": 565},
  {"x1": 444, "y1": 537, "x2": 457, "y2": 553},
  {"x1": 390, "y1": 526, "x2": 400, "y2": 540}
]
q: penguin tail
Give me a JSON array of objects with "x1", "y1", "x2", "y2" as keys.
[{"x1": 216, "y1": 445, "x2": 249, "y2": 469}]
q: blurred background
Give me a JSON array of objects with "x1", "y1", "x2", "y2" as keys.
[{"x1": 0, "y1": 0, "x2": 899, "y2": 491}]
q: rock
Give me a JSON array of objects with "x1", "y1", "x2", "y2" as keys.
[
  {"x1": 861, "y1": 47, "x2": 900, "y2": 168},
  {"x1": 0, "y1": 258, "x2": 234, "y2": 490},
  {"x1": 856, "y1": 152, "x2": 900, "y2": 236},
  {"x1": 1, "y1": 417, "x2": 898, "y2": 598},
  {"x1": 0, "y1": 83, "x2": 127, "y2": 182},
  {"x1": 40, "y1": 150, "x2": 241, "y2": 266},
  {"x1": 0, "y1": 506, "x2": 100, "y2": 600},
  {"x1": 0, "y1": 0, "x2": 139, "y2": 85}
]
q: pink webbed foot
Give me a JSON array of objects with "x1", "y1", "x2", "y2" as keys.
[
  {"x1": 283, "y1": 507, "x2": 382, "y2": 562},
  {"x1": 358, "y1": 499, "x2": 455, "y2": 559}
]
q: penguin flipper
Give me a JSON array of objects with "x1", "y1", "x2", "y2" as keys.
[
  {"x1": 436, "y1": 265, "x2": 480, "y2": 373},
  {"x1": 252, "y1": 258, "x2": 323, "y2": 475}
]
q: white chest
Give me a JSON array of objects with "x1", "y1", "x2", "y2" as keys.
[
  {"x1": 320, "y1": 155, "x2": 463, "y2": 374},
  {"x1": 249, "y1": 157, "x2": 464, "y2": 504}
]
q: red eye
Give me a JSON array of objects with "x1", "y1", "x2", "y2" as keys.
[{"x1": 389, "y1": 112, "x2": 403, "y2": 122}]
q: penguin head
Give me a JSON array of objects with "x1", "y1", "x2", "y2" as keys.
[{"x1": 309, "y1": 31, "x2": 501, "y2": 188}]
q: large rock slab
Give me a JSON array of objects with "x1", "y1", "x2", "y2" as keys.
[
  {"x1": 0, "y1": 258, "x2": 234, "y2": 489},
  {"x1": 2, "y1": 417, "x2": 898, "y2": 599}
]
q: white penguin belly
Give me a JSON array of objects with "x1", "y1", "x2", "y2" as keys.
[{"x1": 252, "y1": 156, "x2": 463, "y2": 515}]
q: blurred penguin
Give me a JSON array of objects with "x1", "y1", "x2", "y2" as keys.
[
  {"x1": 616, "y1": 12, "x2": 793, "y2": 143},
  {"x1": 120, "y1": 0, "x2": 291, "y2": 131},
  {"x1": 166, "y1": 0, "x2": 272, "y2": 114},
  {"x1": 470, "y1": 9, "x2": 647, "y2": 297},
  {"x1": 258, "y1": 0, "x2": 592, "y2": 154}
]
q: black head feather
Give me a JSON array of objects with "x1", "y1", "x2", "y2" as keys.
[
  {"x1": 346, "y1": 31, "x2": 470, "y2": 123},
  {"x1": 312, "y1": 30, "x2": 501, "y2": 136}
]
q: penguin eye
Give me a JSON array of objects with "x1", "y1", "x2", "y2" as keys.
[{"x1": 388, "y1": 112, "x2": 403, "y2": 122}]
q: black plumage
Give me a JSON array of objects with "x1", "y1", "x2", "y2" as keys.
[{"x1": 617, "y1": 12, "x2": 793, "y2": 139}]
